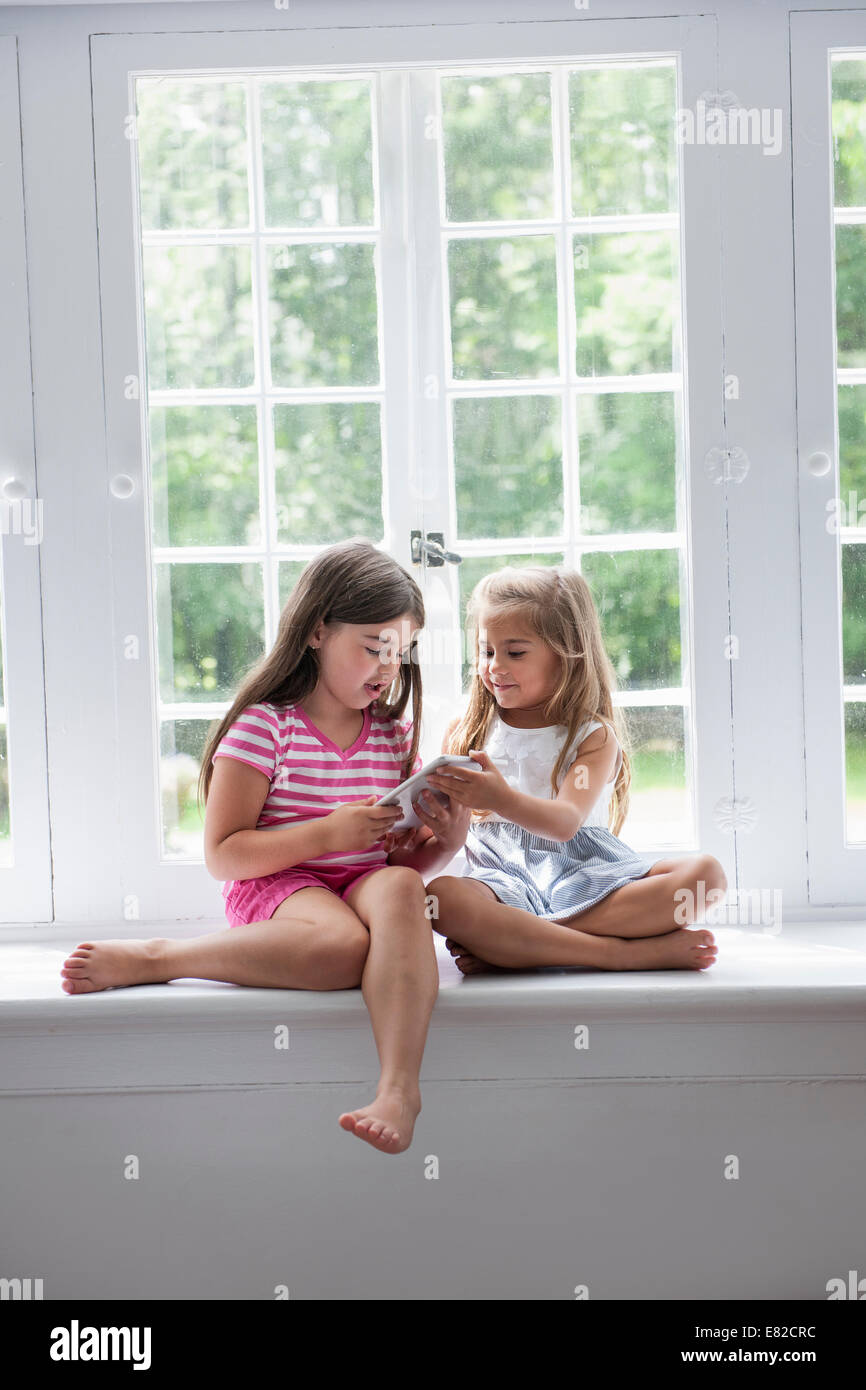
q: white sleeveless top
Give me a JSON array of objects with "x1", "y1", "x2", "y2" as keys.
[{"x1": 474, "y1": 712, "x2": 618, "y2": 830}]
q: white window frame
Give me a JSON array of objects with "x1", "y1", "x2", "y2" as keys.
[
  {"x1": 792, "y1": 9, "x2": 866, "y2": 903},
  {"x1": 0, "y1": 36, "x2": 52, "y2": 923},
  {"x1": 90, "y1": 14, "x2": 731, "y2": 922}
]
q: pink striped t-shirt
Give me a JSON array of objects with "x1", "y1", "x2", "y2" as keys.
[{"x1": 211, "y1": 701, "x2": 423, "y2": 893}]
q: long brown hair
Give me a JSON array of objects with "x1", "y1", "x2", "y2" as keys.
[
  {"x1": 444, "y1": 565, "x2": 633, "y2": 835},
  {"x1": 197, "y1": 540, "x2": 425, "y2": 811}
]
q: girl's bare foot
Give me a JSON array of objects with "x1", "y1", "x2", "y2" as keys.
[
  {"x1": 60, "y1": 939, "x2": 170, "y2": 993},
  {"x1": 338, "y1": 1086, "x2": 421, "y2": 1155},
  {"x1": 445, "y1": 937, "x2": 508, "y2": 976},
  {"x1": 614, "y1": 927, "x2": 717, "y2": 971}
]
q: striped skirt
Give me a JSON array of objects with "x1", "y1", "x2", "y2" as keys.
[{"x1": 461, "y1": 818, "x2": 657, "y2": 922}]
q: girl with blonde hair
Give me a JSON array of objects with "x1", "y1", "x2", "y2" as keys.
[{"x1": 424, "y1": 565, "x2": 726, "y2": 974}]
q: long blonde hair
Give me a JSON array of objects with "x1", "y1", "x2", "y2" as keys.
[
  {"x1": 445, "y1": 566, "x2": 633, "y2": 835},
  {"x1": 197, "y1": 540, "x2": 425, "y2": 810}
]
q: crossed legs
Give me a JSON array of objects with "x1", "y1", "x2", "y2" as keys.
[{"x1": 426, "y1": 854, "x2": 726, "y2": 973}]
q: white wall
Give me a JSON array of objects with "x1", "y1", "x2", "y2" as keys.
[{"x1": 3, "y1": 1078, "x2": 862, "y2": 1299}]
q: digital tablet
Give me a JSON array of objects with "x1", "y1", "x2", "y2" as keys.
[{"x1": 375, "y1": 754, "x2": 478, "y2": 831}]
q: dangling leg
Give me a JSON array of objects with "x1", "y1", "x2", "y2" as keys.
[{"x1": 335, "y1": 865, "x2": 438, "y2": 1155}]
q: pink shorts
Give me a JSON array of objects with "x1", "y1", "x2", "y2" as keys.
[{"x1": 223, "y1": 861, "x2": 385, "y2": 927}]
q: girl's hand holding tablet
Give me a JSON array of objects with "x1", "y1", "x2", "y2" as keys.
[
  {"x1": 325, "y1": 797, "x2": 404, "y2": 852},
  {"x1": 380, "y1": 822, "x2": 426, "y2": 856},
  {"x1": 425, "y1": 749, "x2": 510, "y2": 815},
  {"x1": 375, "y1": 754, "x2": 476, "y2": 855},
  {"x1": 398, "y1": 784, "x2": 471, "y2": 855}
]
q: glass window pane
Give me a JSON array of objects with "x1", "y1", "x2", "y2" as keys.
[
  {"x1": 832, "y1": 59, "x2": 866, "y2": 852},
  {"x1": 452, "y1": 396, "x2": 562, "y2": 539},
  {"x1": 570, "y1": 62, "x2": 678, "y2": 217},
  {"x1": 845, "y1": 702, "x2": 866, "y2": 843},
  {"x1": 834, "y1": 224, "x2": 866, "y2": 369},
  {"x1": 458, "y1": 552, "x2": 564, "y2": 691},
  {"x1": 0, "y1": 724, "x2": 8, "y2": 867},
  {"x1": 578, "y1": 391, "x2": 678, "y2": 533},
  {"x1": 831, "y1": 57, "x2": 866, "y2": 208},
  {"x1": 260, "y1": 78, "x2": 375, "y2": 228},
  {"x1": 842, "y1": 543, "x2": 866, "y2": 686},
  {"x1": 160, "y1": 718, "x2": 211, "y2": 859},
  {"x1": 575, "y1": 230, "x2": 678, "y2": 377},
  {"x1": 449, "y1": 235, "x2": 558, "y2": 380},
  {"x1": 620, "y1": 705, "x2": 691, "y2": 847},
  {"x1": 136, "y1": 78, "x2": 250, "y2": 232},
  {"x1": 156, "y1": 562, "x2": 265, "y2": 704},
  {"x1": 268, "y1": 242, "x2": 379, "y2": 386},
  {"x1": 278, "y1": 560, "x2": 309, "y2": 609},
  {"x1": 273, "y1": 402, "x2": 384, "y2": 544},
  {"x1": 582, "y1": 550, "x2": 682, "y2": 690},
  {"x1": 837, "y1": 384, "x2": 866, "y2": 497},
  {"x1": 143, "y1": 244, "x2": 255, "y2": 389},
  {"x1": 150, "y1": 405, "x2": 261, "y2": 548},
  {"x1": 441, "y1": 72, "x2": 554, "y2": 222},
  {"x1": 279, "y1": 561, "x2": 309, "y2": 611}
]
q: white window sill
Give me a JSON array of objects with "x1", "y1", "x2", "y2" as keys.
[{"x1": 1, "y1": 922, "x2": 865, "y2": 1094}]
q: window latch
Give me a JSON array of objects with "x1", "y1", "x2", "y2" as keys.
[{"x1": 410, "y1": 530, "x2": 462, "y2": 567}]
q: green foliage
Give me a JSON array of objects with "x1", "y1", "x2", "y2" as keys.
[
  {"x1": 260, "y1": 79, "x2": 375, "y2": 227},
  {"x1": 156, "y1": 562, "x2": 265, "y2": 703},
  {"x1": 441, "y1": 72, "x2": 554, "y2": 222},
  {"x1": 570, "y1": 63, "x2": 678, "y2": 217},
  {"x1": 575, "y1": 230, "x2": 677, "y2": 377},
  {"x1": 274, "y1": 402, "x2": 383, "y2": 543},
  {"x1": 582, "y1": 549, "x2": 681, "y2": 689},
  {"x1": 143, "y1": 244, "x2": 255, "y2": 389},
  {"x1": 453, "y1": 396, "x2": 561, "y2": 537},
  {"x1": 449, "y1": 235, "x2": 559, "y2": 379},
  {"x1": 269, "y1": 243, "x2": 379, "y2": 386},
  {"x1": 842, "y1": 545, "x2": 866, "y2": 684},
  {"x1": 150, "y1": 404, "x2": 260, "y2": 547}
]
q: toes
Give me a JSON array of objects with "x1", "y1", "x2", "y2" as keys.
[
  {"x1": 62, "y1": 978, "x2": 94, "y2": 994},
  {"x1": 338, "y1": 1108, "x2": 406, "y2": 1151}
]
